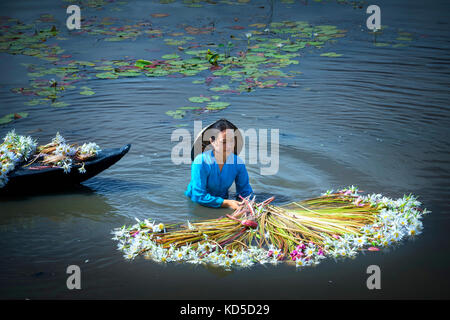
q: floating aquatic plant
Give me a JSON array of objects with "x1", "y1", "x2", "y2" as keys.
[
  {"x1": 0, "y1": 112, "x2": 28, "y2": 125},
  {"x1": 0, "y1": 130, "x2": 102, "y2": 188},
  {"x1": 0, "y1": 130, "x2": 37, "y2": 188},
  {"x1": 3, "y1": 10, "x2": 351, "y2": 119},
  {"x1": 218, "y1": 41, "x2": 234, "y2": 58},
  {"x1": 112, "y1": 186, "x2": 429, "y2": 270},
  {"x1": 35, "y1": 132, "x2": 101, "y2": 173}
]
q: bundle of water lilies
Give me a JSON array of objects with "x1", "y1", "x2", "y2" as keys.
[
  {"x1": 0, "y1": 130, "x2": 101, "y2": 188},
  {"x1": 111, "y1": 186, "x2": 429, "y2": 270},
  {"x1": 32, "y1": 131, "x2": 101, "y2": 174},
  {"x1": 0, "y1": 130, "x2": 37, "y2": 188}
]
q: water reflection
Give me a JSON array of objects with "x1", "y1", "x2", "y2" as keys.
[
  {"x1": 82, "y1": 176, "x2": 161, "y2": 194},
  {"x1": 0, "y1": 184, "x2": 116, "y2": 230}
]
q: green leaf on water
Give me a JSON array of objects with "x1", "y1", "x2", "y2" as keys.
[
  {"x1": 80, "y1": 90, "x2": 95, "y2": 95},
  {"x1": 210, "y1": 84, "x2": 230, "y2": 91},
  {"x1": 178, "y1": 106, "x2": 203, "y2": 110},
  {"x1": 320, "y1": 52, "x2": 342, "y2": 57},
  {"x1": 114, "y1": 62, "x2": 130, "y2": 66},
  {"x1": 135, "y1": 59, "x2": 152, "y2": 68},
  {"x1": 245, "y1": 55, "x2": 266, "y2": 63},
  {"x1": 0, "y1": 112, "x2": 28, "y2": 125},
  {"x1": 51, "y1": 101, "x2": 70, "y2": 108},
  {"x1": 206, "y1": 101, "x2": 230, "y2": 110},
  {"x1": 164, "y1": 39, "x2": 186, "y2": 46},
  {"x1": 96, "y1": 72, "x2": 119, "y2": 79},
  {"x1": 24, "y1": 99, "x2": 43, "y2": 106},
  {"x1": 396, "y1": 37, "x2": 412, "y2": 41},
  {"x1": 94, "y1": 66, "x2": 114, "y2": 71},
  {"x1": 104, "y1": 37, "x2": 125, "y2": 42},
  {"x1": 188, "y1": 96, "x2": 211, "y2": 103},
  {"x1": 185, "y1": 50, "x2": 207, "y2": 56},
  {"x1": 73, "y1": 60, "x2": 96, "y2": 66},
  {"x1": 148, "y1": 69, "x2": 170, "y2": 77},
  {"x1": 166, "y1": 109, "x2": 186, "y2": 119},
  {"x1": 162, "y1": 53, "x2": 180, "y2": 59},
  {"x1": 117, "y1": 71, "x2": 141, "y2": 77}
]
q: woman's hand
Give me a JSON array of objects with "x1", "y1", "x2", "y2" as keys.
[{"x1": 221, "y1": 199, "x2": 244, "y2": 210}]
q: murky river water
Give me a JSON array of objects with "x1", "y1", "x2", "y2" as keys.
[{"x1": 0, "y1": 0, "x2": 449, "y2": 299}]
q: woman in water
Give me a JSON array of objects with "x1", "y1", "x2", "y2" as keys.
[{"x1": 185, "y1": 119, "x2": 253, "y2": 210}]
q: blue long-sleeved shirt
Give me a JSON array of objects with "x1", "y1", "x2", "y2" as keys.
[{"x1": 185, "y1": 149, "x2": 253, "y2": 208}]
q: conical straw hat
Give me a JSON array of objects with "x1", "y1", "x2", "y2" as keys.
[{"x1": 191, "y1": 118, "x2": 243, "y2": 161}]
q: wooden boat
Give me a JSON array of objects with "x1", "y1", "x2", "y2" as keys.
[{"x1": 1, "y1": 144, "x2": 131, "y2": 192}]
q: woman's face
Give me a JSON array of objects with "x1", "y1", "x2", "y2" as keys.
[{"x1": 210, "y1": 129, "x2": 235, "y2": 159}]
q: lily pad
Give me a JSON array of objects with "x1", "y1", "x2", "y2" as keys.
[
  {"x1": 188, "y1": 96, "x2": 211, "y2": 103},
  {"x1": 179, "y1": 106, "x2": 203, "y2": 110},
  {"x1": 164, "y1": 39, "x2": 186, "y2": 46},
  {"x1": 162, "y1": 53, "x2": 180, "y2": 59},
  {"x1": 210, "y1": 85, "x2": 230, "y2": 91},
  {"x1": 0, "y1": 112, "x2": 28, "y2": 125},
  {"x1": 135, "y1": 59, "x2": 152, "y2": 68},
  {"x1": 206, "y1": 101, "x2": 230, "y2": 110},
  {"x1": 94, "y1": 66, "x2": 115, "y2": 71},
  {"x1": 396, "y1": 37, "x2": 413, "y2": 41},
  {"x1": 80, "y1": 90, "x2": 95, "y2": 95},
  {"x1": 320, "y1": 52, "x2": 342, "y2": 57},
  {"x1": 246, "y1": 55, "x2": 267, "y2": 63},
  {"x1": 166, "y1": 109, "x2": 186, "y2": 119},
  {"x1": 24, "y1": 99, "x2": 44, "y2": 106},
  {"x1": 51, "y1": 101, "x2": 70, "y2": 108},
  {"x1": 96, "y1": 72, "x2": 119, "y2": 79},
  {"x1": 118, "y1": 71, "x2": 141, "y2": 77},
  {"x1": 146, "y1": 69, "x2": 170, "y2": 77}
]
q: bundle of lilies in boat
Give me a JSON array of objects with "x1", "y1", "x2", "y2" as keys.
[
  {"x1": 23, "y1": 132, "x2": 101, "y2": 173},
  {"x1": 112, "y1": 186, "x2": 429, "y2": 269}
]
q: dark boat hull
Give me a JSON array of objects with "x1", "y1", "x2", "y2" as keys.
[{"x1": 1, "y1": 144, "x2": 131, "y2": 193}]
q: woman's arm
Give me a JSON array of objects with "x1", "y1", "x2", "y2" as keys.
[{"x1": 235, "y1": 162, "x2": 253, "y2": 199}]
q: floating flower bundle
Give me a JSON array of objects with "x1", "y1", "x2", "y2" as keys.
[
  {"x1": 34, "y1": 132, "x2": 101, "y2": 174},
  {"x1": 0, "y1": 130, "x2": 37, "y2": 188},
  {"x1": 0, "y1": 130, "x2": 101, "y2": 188},
  {"x1": 112, "y1": 186, "x2": 430, "y2": 270}
]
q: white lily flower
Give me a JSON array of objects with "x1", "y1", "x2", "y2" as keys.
[{"x1": 354, "y1": 236, "x2": 367, "y2": 247}]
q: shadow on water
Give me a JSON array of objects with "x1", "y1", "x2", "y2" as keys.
[
  {"x1": 0, "y1": 183, "x2": 117, "y2": 229},
  {"x1": 0, "y1": 183, "x2": 96, "y2": 201},
  {"x1": 82, "y1": 176, "x2": 162, "y2": 194}
]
